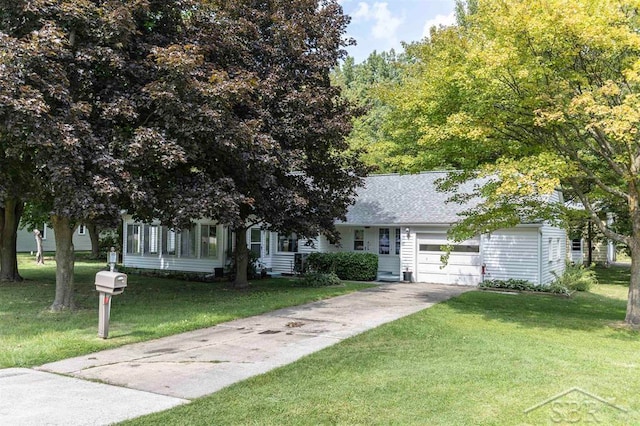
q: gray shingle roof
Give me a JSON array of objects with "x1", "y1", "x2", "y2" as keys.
[{"x1": 341, "y1": 172, "x2": 483, "y2": 225}]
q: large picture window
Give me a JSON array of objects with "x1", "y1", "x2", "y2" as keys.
[
  {"x1": 201, "y1": 225, "x2": 218, "y2": 258},
  {"x1": 379, "y1": 228, "x2": 390, "y2": 255},
  {"x1": 278, "y1": 233, "x2": 298, "y2": 253}
]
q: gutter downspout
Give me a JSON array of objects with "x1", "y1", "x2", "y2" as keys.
[{"x1": 538, "y1": 228, "x2": 543, "y2": 286}]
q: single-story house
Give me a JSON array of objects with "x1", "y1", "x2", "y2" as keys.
[
  {"x1": 16, "y1": 223, "x2": 93, "y2": 253},
  {"x1": 121, "y1": 172, "x2": 567, "y2": 286}
]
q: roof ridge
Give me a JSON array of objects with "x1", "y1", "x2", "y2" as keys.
[{"x1": 367, "y1": 170, "x2": 455, "y2": 177}]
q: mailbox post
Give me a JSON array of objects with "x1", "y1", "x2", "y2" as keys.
[
  {"x1": 95, "y1": 271, "x2": 127, "y2": 339},
  {"x1": 108, "y1": 247, "x2": 118, "y2": 272}
]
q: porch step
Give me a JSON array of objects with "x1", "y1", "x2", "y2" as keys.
[{"x1": 377, "y1": 271, "x2": 401, "y2": 282}]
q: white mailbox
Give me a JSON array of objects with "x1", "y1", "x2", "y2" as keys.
[
  {"x1": 95, "y1": 271, "x2": 127, "y2": 295},
  {"x1": 95, "y1": 271, "x2": 128, "y2": 338}
]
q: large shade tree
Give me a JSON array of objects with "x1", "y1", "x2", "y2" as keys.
[
  {"x1": 0, "y1": 1, "x2": 187, "y2": 309},
  {"x1": 128, "y1": 0, "x2": 368, "y2": 288},
  {"x1": 383, "y1": 0, "x2": 640, "y2": 325},
  {"x1": 2, "y1": 0, "x2": 365, "y2": 303}
]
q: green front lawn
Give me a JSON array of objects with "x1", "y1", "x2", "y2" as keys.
[
  {"x1": 0, "y1": 254, "x2": 374, "y2": 368},
  {"x1": 124, "y1": 265, "x2": 640, "y2": 425}
]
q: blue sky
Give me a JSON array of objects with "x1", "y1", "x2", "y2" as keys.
[{"x1": 338, "y1": 0, "x2": 457, "y2": 63}]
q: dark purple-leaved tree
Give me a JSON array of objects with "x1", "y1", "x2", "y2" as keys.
[
  {"x1": 127, "y1": 0, "x2": 368, "y2": 288},
  {"x1": 0, "y1": 1, "x2": 189, "y2": 309}
]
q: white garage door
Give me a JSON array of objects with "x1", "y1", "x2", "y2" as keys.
[{"x1": 416, "y1": 234, "x2": 481, "y2": 285}]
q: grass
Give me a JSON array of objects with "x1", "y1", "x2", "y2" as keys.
[
  {"x1": 123, "y1": 264, "x2": 640, "y2": 425},
  {"x1": 0, "y1": 253, "x2": 374, "y2": 368}
]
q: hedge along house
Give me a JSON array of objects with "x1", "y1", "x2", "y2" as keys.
[{"x1": 121, "y1": 172, "x2": 567, "y2": 286}]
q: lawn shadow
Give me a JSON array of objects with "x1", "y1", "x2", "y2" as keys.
[
  {"x1": 444, "y1": 289, "x2": 629, "y2": 333},
  {"x1": 442, "y1": 265, "x2": 636, "y2": 334}
]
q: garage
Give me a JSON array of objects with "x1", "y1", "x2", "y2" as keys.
[{"x1": 416, "y1": 233, "x2": 481, "y2": 285}]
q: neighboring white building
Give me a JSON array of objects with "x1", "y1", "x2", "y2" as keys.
[
  {"x1": 121, "y1": 172, "x2": 567, "y2": 286},
  {"x1": 16, "y1": 223, "x2": 93, "y2": 253},
  {"x1": 568, "y1": 212, "x2": 617, "y2": 266}
]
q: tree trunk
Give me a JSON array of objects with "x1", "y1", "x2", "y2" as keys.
[
  {"x1": 587, "y1": 220, "x2": 593, "y2": 266},
  {"x1": 0, "y1": 197, "x2": 24, "y2": 282},
  {"x1": 626, "y1": 246, "x2": 640, "y2": 325},
  {"x1": 233, "y1": 227, "x2": 250, "y2": 289},
  {"x1": 34, "y1": 230, "x2": 44, "y2": 265},
  {"x1": 50, "y1": 215, "x2": 76, "y2": 311},
  {"x1": 87, "y1": 222, "x2": 100, "y2": 259}
]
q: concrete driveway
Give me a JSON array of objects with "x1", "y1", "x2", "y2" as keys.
[{"x1": 1, "y1": 282, "x2": 473, "y2": 425}]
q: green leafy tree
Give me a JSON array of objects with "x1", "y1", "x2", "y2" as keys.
[
  {"x1": 384, "y1": 0, "x2": 640, "y2": 325},
  {"x1": 333, "y1": 50, "x2": 407, "y2": 172}
]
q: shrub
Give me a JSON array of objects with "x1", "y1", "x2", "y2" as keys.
[
  {"x1": 98, "y1": 231, "x2": 120, "y2": 256},
  {"x1": 552, "y1": 263, "x2": 598, "y2": 292},
  {"x1": 295, "y1": 272, "x2": 342, "y2": 287},
  {"x1": 479, "y1": 278, "x2": 571, "y2": 295},
  {"x1": 307, "y1": 252, "x2": 378, "y2": 281}
]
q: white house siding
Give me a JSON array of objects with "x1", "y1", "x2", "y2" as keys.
[
  {"x1": 481, "y1": 227, "x2": 541, "y2": 284},
  {"x1": 333, "y1": 225, "x2": 402, "y2": 275},
  {"x1": 268, "y1": 236, "x2": 319, "y2": 274},
  {"x1": 122, "y1": 217, "x2": 226, "y2": 273},
  {"x1": 17, "y1": 225, "x2": 92, "y2": 253},
  {"x1": 400, "y1": 228, "x2": 415, "y2": 276},
  {"x1": 540, "y1": 224, "x2": 567, "y2": 285}
]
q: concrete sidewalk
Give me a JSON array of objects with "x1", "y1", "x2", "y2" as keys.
[{"x1": 2, "y1": 282, "x2": 472, "y2": 425}]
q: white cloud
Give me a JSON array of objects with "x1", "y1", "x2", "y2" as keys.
[
  {"x1": 352, "y1": 2, "x2": 371, "y2": 20},
  {"x1": 370, "y1": 3, "x2": 403, "y2": 40},
  {"x1": 351, "y1": 2, "x2": 404, "y2": 41},
  {"x1": 422, "y1": 12, "x2": 456, "y2": 38}
]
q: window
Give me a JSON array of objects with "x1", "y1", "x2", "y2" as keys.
[
  {"x1": 419, "y1": 244, "x2": 479, "y2": 253},
  {"x1": 226, "y1": 228, "x2": 233, "y2": 257},
  {"x1": 250, "y1": 228, "x2": 262, "y2": 257},
  {"x1": 144, "y1": 225, "x2": 159, "y2": 254},
  {"x1": 571, "y1": 239, "x2": 581, "y2": 251},
  {"x1": 395, "y1": 228, "x2": 401, "y2": 255},
  {"x1": 265, "y1": 232, "x2": 270, "y2": 255},
  {"x1": 78, "y1": 224, "x2": 86, "y2": 235},
  {"x1": 379, "y1": 228, "x2": 390, "y2": 255},
  {"x1": 126, "y1": 224, "x2": 142, "y2": 254},
  {"x1": 556, "y1": 238, "x2": 561, "y2": 260},
  {"x1": 201, "y1": 225, "x2": 218, "y2": 258},
  {"x1": 162, "y1": 226, "x2": 177, "y2": 255},
  {"x1": 39, "y1": 224, "x2": 47, "y2": 240},
  {"x1": 548, "y1": 238, "x2": 554, "y2": 262},
  {"x1": 354, "y1": 229, "x2": 364, "y2": 251},
  {"x1": 179, "y1": 225, "x2": 197, "y2": 258},
  {"x1": 278, "y1": 233, "x2": 298, "y2": 252}
]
